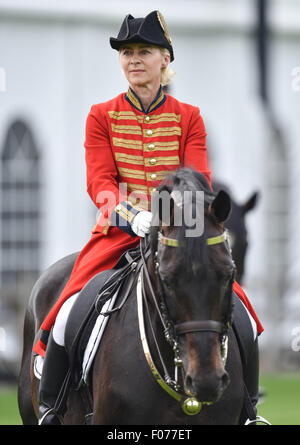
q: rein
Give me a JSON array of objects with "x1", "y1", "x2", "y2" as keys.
[{"x1": 137, "y1": 230, "x2": 232, "y2": 415}]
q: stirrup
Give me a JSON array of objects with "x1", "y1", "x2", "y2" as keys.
[{"x1": 245, "y1": 415, "x2": 272, "y2": 425}]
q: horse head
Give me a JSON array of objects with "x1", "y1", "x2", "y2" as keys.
[{"x1": 150, "y1": 168, "x2": 236, "y2": 405}]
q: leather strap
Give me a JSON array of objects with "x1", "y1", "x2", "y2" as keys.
[{"x1": 175, "y1": 320, "x2": 226, "y2": 336}]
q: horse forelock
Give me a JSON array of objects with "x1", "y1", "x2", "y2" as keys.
[{"x1": 150, "y1": 168, "x2": 218, "y2": 278}]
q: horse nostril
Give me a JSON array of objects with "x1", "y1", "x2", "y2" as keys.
[
  {"x1": 184, "y1": 370, "x2": 229, "y2": 402},
  {"x1": 220, "y1": 371, "x2": 229, "y2": 389},
  {"x1": 184, "y1": 374, "x2": 195, "y2": 396}
]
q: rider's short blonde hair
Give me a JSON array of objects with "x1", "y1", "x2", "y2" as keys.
[{"x1": 160, "y1": 47, "x2": 176, "y2": 87}]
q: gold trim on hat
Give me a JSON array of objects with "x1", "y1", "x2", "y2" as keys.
[{"x1": 157, "y1": 11, "x2": 172, "y2": 46}]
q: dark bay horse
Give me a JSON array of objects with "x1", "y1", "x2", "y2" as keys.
[{"x1": 18, "y1": 168, "x2": 245, "y2": 425}]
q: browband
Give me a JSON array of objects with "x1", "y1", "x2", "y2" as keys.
[{"x1": 158, "y1": 231, "x2": 227, "y2": 248}]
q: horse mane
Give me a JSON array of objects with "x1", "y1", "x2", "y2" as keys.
[{"x1": 150, "y1": 168, "x2": 216, "y2": 276}]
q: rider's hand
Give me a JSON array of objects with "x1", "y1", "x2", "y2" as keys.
[{"x1": 131, "y1": 211, "x2": 153, "y2": 237}]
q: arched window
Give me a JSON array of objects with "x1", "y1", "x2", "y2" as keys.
[{"x1": 1, "y1": 120, "x2": 41, "y2": 298}]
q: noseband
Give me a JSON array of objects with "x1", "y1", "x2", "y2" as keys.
[{"x1": 137, "y1": 229, "x2": 233, "y2": 414}]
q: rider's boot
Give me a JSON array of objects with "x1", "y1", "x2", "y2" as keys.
[
  {"x1": 38, "y1": 330, "x2": 69, "y2": 425},
  {"x1": 243, "y1": 336, "x2": 259, "y2": 420},
  {"x1": 232, "y1": 293, "x2": 259, "y2": 424}
]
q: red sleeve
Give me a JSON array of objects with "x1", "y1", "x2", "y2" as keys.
[
  {"x1": 84, "y1": 105, "x2": 127, "y2": 234},
  {"x1": 183, "y1": 107, "x2": 212, "y2": 188}
]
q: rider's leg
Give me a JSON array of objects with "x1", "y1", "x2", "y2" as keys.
[
  {"x1": 38, "y1": 292, "x2": 79, "y2": 425},
  {"x1": 240, "y1": 302, "x2": 260, "y2": 409},
  {"x1": 244, "y1": 335, "x2": 259, "y2": 408},
  {"x1": 232, "y1": 295, "x2": 260, "y2": 424},
  {"x1": 238, "y1": 334, "x2": 259, "y2": 425}
]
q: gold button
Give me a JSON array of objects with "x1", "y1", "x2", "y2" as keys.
[
  {"x1": 145, "y1": 116, "x2": 150, "y2": 122},
  {"x1": 148, "y1": 143, "x2": 155, "y2": 150},
  {"x1": 150, "y1": 173, "x2": 157, "y2": 180},
  {"x1": 149, "y1": 158, "x2": 156, "y2": 165},
  {"x1": 146, "y1": 129, "x2": 153, "y2": 136},
  {"x1": 115, "y1": 204, "x2": 122, "y2": 211}
]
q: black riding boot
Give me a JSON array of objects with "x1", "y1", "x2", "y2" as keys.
[
  {"x1": 232, "y1": 293, "x2": 259, "y2": 424},
  {"x1": 38, "y1": 330, "x2": 69, "y2": 425},
  {"x1": 241, "y1": 336, "x2": 259, "y2": 424}
]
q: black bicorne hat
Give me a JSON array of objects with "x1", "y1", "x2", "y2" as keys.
[{"x1": 110, "y1": 10, "x2": 174, "y2": 62}]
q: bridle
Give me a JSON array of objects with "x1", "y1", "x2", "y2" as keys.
[
  {"x1": 137, "y1": 229, "x2": 234, "y2": 415},
  {"x1": 158, "y1": 231, "x2": 232, "y2": 338}
]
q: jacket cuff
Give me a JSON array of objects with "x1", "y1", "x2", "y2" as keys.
[{"x1": 110, "y1": 201, "x2": 140, "y2": 237}]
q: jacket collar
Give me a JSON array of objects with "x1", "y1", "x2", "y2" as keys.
[{"x1": 125, "y1": 85, "x2": 166, "y2": 114}]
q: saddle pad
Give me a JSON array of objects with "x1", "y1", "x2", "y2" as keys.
[
  {"x1": 33, "y1": 293, "x2": 117, "y2": 382},
  {"x1": 33, "y1": 245, "x2": 144, "y2": 382},
  {"x1": 82, "y1": 290, "x2": 118, "y2": 383}
]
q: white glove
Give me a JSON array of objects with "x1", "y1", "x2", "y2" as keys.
[{"x1": 131, "y1": 211, "x2": 153, "y2": 237}]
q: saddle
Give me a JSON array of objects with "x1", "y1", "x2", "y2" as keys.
[{"x1": 64, "y1": 244, "x2": 145, "y2": 389}]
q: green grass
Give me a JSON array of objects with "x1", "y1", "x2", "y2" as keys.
[
  {"x1": 257, "y1": 373, "x2": 300, "y2": 425},
  {"x1": 0, "y1": 373, "x2": 299, "y2": 425},
  {"x1": 0, "y1": 386, "x2": 22, "y2": 425}
]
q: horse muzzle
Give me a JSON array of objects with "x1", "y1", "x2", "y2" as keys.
[
  {"x1": 175, "y1": 320, "x2": 230, "y2": 404},
  {"x1": 184, "y1": 368, "x2": 230, "y2": 404}
]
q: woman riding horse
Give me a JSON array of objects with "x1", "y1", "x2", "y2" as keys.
[{"x1": 33, "y1": 10, "x2": 263, "y2": 424}]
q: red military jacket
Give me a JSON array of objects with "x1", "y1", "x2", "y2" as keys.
[
  {"x1": 85, "y1": 86, "x2": 211, "y2": 236},
  {"x1": 85, "y1": 87, "x2": 262, "y2": 333}
]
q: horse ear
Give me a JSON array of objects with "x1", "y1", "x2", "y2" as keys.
[
  {"x1": 210, "y1": 190, "x2": 231, "y2": 223},
  {"x1": 241, "y1": 191, "x2": 259, "y2": 215}
]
